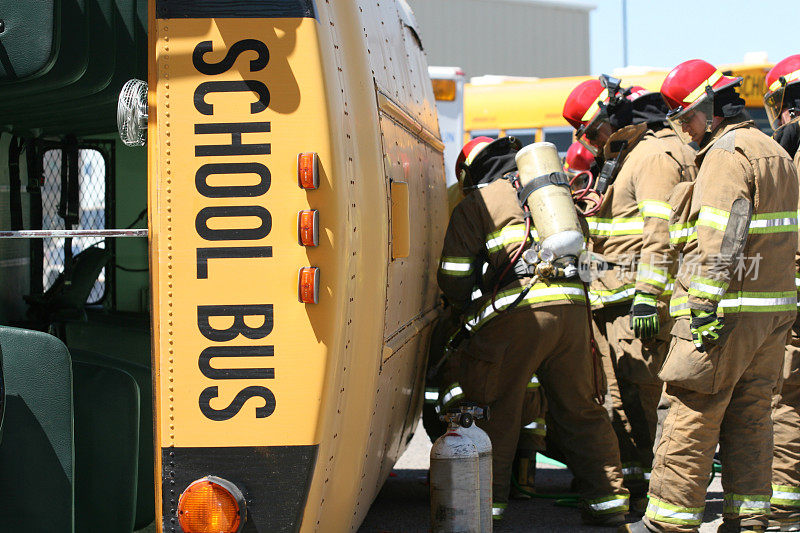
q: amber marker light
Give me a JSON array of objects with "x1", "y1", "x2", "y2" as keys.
[
  {"x1": 432, "y1": 78, "x2": 457, "y2": 101},
  {"x1": 177, "y1": 476, "x2": 246, "y2": 533},
  {"x1": 297, "y1": 152, "x2": 319, "y2": 189},
  {"x1": 297, "y1": 210, "x2": 320, "y2": 247},
  {"x1": 298, "y1": 266, "x2": 320, "y2": 304}
]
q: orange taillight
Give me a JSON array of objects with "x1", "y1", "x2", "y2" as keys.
[
  {"x1": 297, "y1": 152, "x2": 319, "y2": 189},
  {"x1": 298, "y1": 266, "x2": 320, "y2": 304},
  {"x1": 297, "y1": 209, "x2": 319, "y2": 247},
  {"x1": 177, "y1": 477, "x2": 245, "y2": 533}
]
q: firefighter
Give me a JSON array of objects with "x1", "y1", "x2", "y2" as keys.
[
  {"x1": 763, "y1": 55, "x2": 800, "y2": 532},
  {"x1": 438, "y1": 136, "x2": 629, "y2": 525},
  {"x1": 424, "y1": 136, "x2": 551, "y2": 501},
  {"x1": 562, "y1": 78, "x2": 697, "y2": 511},
  {"x1": 619, "y1": 59, "x2": 800, "y2": 533}
]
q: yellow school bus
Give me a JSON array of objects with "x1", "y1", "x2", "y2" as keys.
[
  {"x1": 0, "y1": 1, "x2": 446, "y2": 531},
  {"x1": 464, "y1": 63, "x2": 774, "y2": 154}
]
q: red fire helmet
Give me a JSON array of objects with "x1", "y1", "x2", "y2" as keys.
[
  {"x1": 764, "y1": 55, "x2": 800, "y2": 129},
  {"x1": 564, "y1": 142, "x2": 594, "y2": 173},
  {"x1": 563, "y1": 79, "x2": 608, "y2": 130},
  {"x1": 660, "y1": 59, "x2": 741, "y2": 111},
  {"x1": 455, "y1": 136, "x2": 493, "y2": 183}
]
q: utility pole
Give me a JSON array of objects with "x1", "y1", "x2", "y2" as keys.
[{"x1": 622, "y1": 0, "x2": 628, "y2": 67}]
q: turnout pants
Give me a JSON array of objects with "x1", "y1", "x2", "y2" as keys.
[
  {"x1": 645, "y1": 314, "x2": 793, "y2": 532},
  {"x1": 593, "y1": 304, "x2": 670, "y2": 494},
  {"x1": 772, "y1": 320, "x2": 800, "y2": 522},
  {"x1": 458, "y1": 304, "x2": 628, "y2": 515}
]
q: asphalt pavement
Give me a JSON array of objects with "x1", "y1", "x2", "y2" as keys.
[{"x1": 359, "y1": 420, "x2": 725, "y2": 532}]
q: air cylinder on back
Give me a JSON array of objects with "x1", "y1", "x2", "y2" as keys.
[
  {"x1": 430, "y1": 412, "x2": 481, "y2": 533},
  {"x1": 514, "y1": 142, "x2": 583, "y2": 264}
]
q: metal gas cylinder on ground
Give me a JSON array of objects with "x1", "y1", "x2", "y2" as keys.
[
  {"x1": 460, "y1": 405, "x2": 492, "y2": 533},
  {"x1": 431, "y1": 410, "x2": 481, "y2": 533}
]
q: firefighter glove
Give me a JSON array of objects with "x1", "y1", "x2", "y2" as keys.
[
  {"x1": 630, "y1": 292, "x2": 658, "y2": 339},
  {"x1": 690, "y1": 309, "x2": 724, "y2": 353}
]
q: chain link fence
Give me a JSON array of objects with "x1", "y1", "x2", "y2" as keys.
[{"x1": 41, "y1": 148, "x2": 107, "y2": 303}]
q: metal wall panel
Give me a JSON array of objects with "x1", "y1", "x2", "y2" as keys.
[{"x1": 406, "y1": 0, "x2": 591, "y2": 78}]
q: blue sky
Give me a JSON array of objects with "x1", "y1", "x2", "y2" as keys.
[{"x1": 560, "y1": 0, "x2": 800, "y2": 74}]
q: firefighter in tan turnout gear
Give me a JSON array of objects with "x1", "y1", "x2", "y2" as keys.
[
  {"x1": 562, "y1": 77, "x2": 697, "y2": 510},
  {"x1": 437, "y1": 136, "x2": 629, "y2": 526},
  {"x1": 619, "y1": 59, "x2": 800, "y2": 533},
  {"x1": 763, "y1": 55, "x2": 800, "y2": 532}
]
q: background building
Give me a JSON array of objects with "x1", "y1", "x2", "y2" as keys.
[{"x1": 407, "y1": 0, "x2": 593, "y2": 79}]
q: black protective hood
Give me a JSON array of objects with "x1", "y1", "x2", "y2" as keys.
[
  {"x1": 462, "y1": 136, "x2": 521, "y2": 189},
  {"x1": 774, "y1": 118, "x2": 800, "y2": 159},
  {"x1": 631, "y1": 92, "x2": 670, "y2": 131},
  {"x1": 713, "y1": 86, "x2": 746, "y2": 118}
]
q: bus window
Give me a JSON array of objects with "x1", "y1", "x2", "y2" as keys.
[
  {"x1": 505, "y1": 129, "x2": 537, "y2": 147},
  {"x1": 469, "y1": 130, "x2": 499, "y2": 140},
  {"x1": 542, "y1": 127, "x2": 574, "y2": 157},
  {"x1": 42, "y1": 146, "x2": 111, "y2": 304},
  {"x1": 747, "y1": 107, "x2": 773, "y2": 135}
]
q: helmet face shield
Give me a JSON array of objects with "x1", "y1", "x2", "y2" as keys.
[
  {"x1": 764, "y1": 86, "x2": 787, "y2": 130},
  {"x1": 576, "y1": 110, "x2": 609, "y2": 155},
  {"x1": 666, "y1": 92, "x2": 714, "y2": 145}
]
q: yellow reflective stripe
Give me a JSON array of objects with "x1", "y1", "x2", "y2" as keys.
[
  {"x1": 586, "y1": 494, "x2": 629, "y2": 515},
  {"x1": 638, "y1": 200, "x2": 671, "y2": 220},
  {"x1": 723, "y1": 493, "x2": 770, "y2": 515},
  {"x1": 669, "y1": 295, "x2": 690, "y2": 317},
  {"x1": 581, "y1": 92, "x2": 605, "y2": 122},
  {"x1": 772, "y1": 484, "x2": 800, "y2": 506},
  {"x1": 683, "y1": 70, "x2": 723, "y2": 104},
  {"x1": 697, "y1": 206, "x2": 729, "y2": 231},
  {"x1": 589, "y1": 283, "x2": 635, "y2": 306},
  {"x1": 748, "y1": 210, "x2": 799, "y2": 234},
  {"x1": 688, "y1": 275, "x2": 728, "y2": 301},
  {"x1": 637, "y1": 264, "x2": 668, "y2": 290},
  {"x1": 669, "y1": 221, "x2": 696, "y2": 244},
  {"x1": 485, "y1": 224, "x2": 536, "y2": 253},
  {"x1": 465, "y1": 141, "x2": 491, "y2": 165},
  {"x1": 522, "y1": 418, "x2": 546, "y2": 435},
  {"x1": 719, "y1": 291, "x2": 797, "y2": 313},
  {"x1": 440, "y1": 256, "x2": 474, "y2": 276},
  {"x1": 465, "y1": 283, "x2": 586, "y2": 331},
  {"x1": 586, "y1": 216, "x2": 644, "y2": 236},
  {"x1": 646, "y1": 497, "x2": 704, "y2": 526},
  {"x1": 769, "y1": 69, "x2": 800, "y2": 92},
  {"x1": 527, "y1": 374, "x2": 540, "y2": 388}
]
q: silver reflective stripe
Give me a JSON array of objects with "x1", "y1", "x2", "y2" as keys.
[
  {"x1": 749, "y1": 216, "x2": 798, "y2": 229},
  {"x1": 622, "y1": 466, "x2": 643, "y2": 476},
  {"x1": 643, "y1": 471, "x2": 651, "y2": 480},
  {"x1": 719, "y1": 295, "x2": 797, "y2": 309},
  {"x1": 724, "y1": 498, "x2": 770, "y2": 511},
  {"x1": 440, "y1": 261, "x2": 472, "y2": 272},
  {"x1": 689, "y1": 280, "x2": 726, "y2": 297},
  {"x1": 530, "y1": 375, "x2": 539, "y2": 385},
  {"x1": 772, "y1": 489, "x2": 800, "y2": 502},
  {"x1": 591, "y1": 286, "x2": 636, "y2": 305},
  {"x1": 524, "y1": 421, "x2": 545, "y2": 430},
  {"x1": 589, "y1": 497, "x2": 628, "y2": 512},
  {"x1": 425, "y1": 391, "x2": 438, "y2": 401},
  {"x1": 588, "y1": 219, "x2": 644, "y2": 234},
  {"x1": 670, "y1": 226, "x2": 695, "y2": 241},
  {"x1": 638, "y1": 267, "x2": 668, "y2": 284},
  {"x1": 471, "y1": 287, "x2": 483, "y2": 301},
  {"x1": 646, "y1": 502, "x2": 703, "y2": 523},
  {"x1": 441, "y1": 386, "x2": 463, "y2": 406},
  {"x1": 466, "y1": 285, "x2": 586, "y2": 330}
]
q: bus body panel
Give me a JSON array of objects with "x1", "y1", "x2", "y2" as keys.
[{"x1": 149, "y1": 1, "x2": 446, "y2": 531}]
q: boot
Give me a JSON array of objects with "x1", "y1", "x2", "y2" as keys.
[
  {"x1": 718, "y1": 518, "x2": 767, "y2": 532},
  {"x1": 580, "y1": 504, "x2": 627, "y2": 528},
  {"x1": 510, "y1": 455, "x2": 536, "y2": 500},
  {"x1": 618, "y1": 520, "x2": 655, "y2": 533}
]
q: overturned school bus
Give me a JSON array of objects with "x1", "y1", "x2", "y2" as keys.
[{"x1": 0, "y1": 1, "x2": 446, "y2": 531}]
